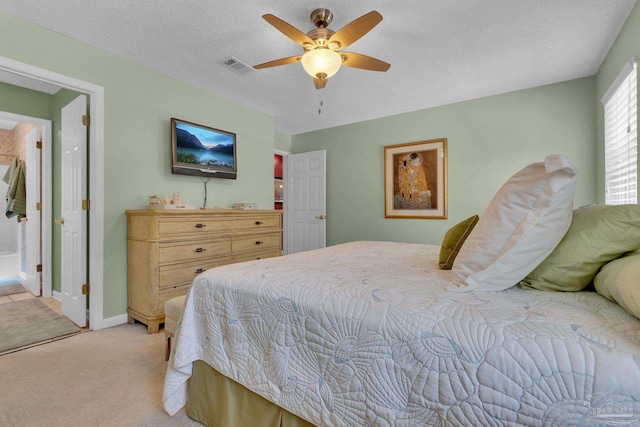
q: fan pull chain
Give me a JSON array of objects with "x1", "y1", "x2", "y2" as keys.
[{"x1": 318, "y1": 100, "x2": 324, "y2": 115}]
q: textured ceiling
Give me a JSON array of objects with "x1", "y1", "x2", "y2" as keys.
[{"x1": 0, "y1": 0, "x2": 636, "y2": 134}]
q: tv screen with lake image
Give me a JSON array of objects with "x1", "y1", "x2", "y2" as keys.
[{"x1": 171, "y1": 118, "x2": 237, "y2": 179}]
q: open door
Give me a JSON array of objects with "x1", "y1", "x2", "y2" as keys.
[
  {"x1": 59, "y1": 95, "x2": 87, "y2": 327},
  {"x1": 284, "y1": 150, "x2": 326, "y2": 254},
  {"x1": 25, "y1": 127, "x2": 41, "y2": 295}
]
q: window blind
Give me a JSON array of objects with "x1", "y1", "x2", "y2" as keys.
[{"x1": 602, "y1": 58, "x2": 637, "y2": 205}]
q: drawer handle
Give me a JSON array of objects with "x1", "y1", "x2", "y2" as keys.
[
  {"x1": 195, "y1": 268, "x2": 205, "y2": 274},
  {"x1": 195, "y1": 223, "x2": 207, "y2": 229},
  {"x1": 195, "y1": 248, "x2": 207, "y2": 253},
  {"x1": 255, "y1": 221, "x2": 263, "y2": 225},
  {"x1": 255, "y1": 241, "x2": 264, "y2": 245}
]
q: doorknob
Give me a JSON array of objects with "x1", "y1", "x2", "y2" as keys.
[
  {"x1": 315, "y1": 215, "x2": 325, "y2": 220},
  {"x1": 55, "y1": 218, "x2": 65, "y2": 225}
]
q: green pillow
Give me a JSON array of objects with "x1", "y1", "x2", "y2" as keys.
[
  {"x1": 522, "y1": 204, "x2": 640, "y2": 291},
  {"x1": 594, "y1": 251, "x2": 640, "y2": 319},
  {"x1": 439, "y1": 215, "x2": 479, "y2": 270}
]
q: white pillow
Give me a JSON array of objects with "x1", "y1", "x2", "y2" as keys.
[{"x1": 448, "y1": 154, "x2": 577, "y2": 292}]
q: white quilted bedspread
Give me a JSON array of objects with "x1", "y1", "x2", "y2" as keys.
[{"x1": 164, "y1": 241, "x2": 640, "y2": 426}]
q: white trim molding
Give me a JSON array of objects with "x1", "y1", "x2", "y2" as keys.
[
  {"x1": 274, "y1": 149, "x2": 290, "y2": 255},
  {"x1": 99, "y1": 314, "x2": 129, "y2": 329},
  {"x1": 601, "y1": 57, "x2": 637, "y2": 106}
]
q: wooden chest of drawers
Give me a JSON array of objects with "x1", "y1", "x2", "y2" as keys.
[{"x1": 126, "y1": 209, "x2": 282, "y2": 333}]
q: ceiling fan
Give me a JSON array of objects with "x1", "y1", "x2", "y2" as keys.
[{"x1": 254, "y1": 8, "x2": 390, "y2": 89}]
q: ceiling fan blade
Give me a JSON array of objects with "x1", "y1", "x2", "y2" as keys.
[
  {"x1": 313, "y1": 78, "x2": 327, "y2": 90},
  {"x1": 340, "y1": 52, "x2": 390, "y2": 72},
  {"x1": 329, "y1": 11, "x2": 382, "y2": 50},
  {"x1": 262, "y1": 14, "x2": 315, "y2": 47},
  {"x1": 254, "y1": 55, "x2": 302, "y2": 69}
]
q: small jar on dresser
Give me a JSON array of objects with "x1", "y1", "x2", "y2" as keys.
[{"x1": 126, "y1": 209, "x2": 282, "y2": 333}]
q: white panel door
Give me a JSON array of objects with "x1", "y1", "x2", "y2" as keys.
[
  {"x1": 284, "y1": 150, "x2": 326, "y2": 254},
  {"x1": 60, "y1": 95, "x2": 87, "y2": 327},
  {"x1": 25, "y1": 127, "x2": 41, "y2": 295}
]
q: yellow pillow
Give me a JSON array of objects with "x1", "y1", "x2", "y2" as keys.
[
  {"x1": 594, "y1": 252, "x2": 640, "y2": 319},
  {"x1": 439, "y1": 215, "x2": 479, "y2": 270}
]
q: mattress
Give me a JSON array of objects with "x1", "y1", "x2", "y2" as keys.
[{"x1": 164, "y1": 241, "x2": 640, "y2": 426}]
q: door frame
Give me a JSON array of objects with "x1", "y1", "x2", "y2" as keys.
[
  {"x1": 274, "y1": 149, "x2": 290, "y2": 255},
  {"x1": 0, "y1": 112, "x2": 51, "y2": 297},
  {"x1": 0, "y1": 55, "x2": 107, "y2": 330}
]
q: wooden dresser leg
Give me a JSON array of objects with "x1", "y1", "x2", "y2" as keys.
[
  {"x1": 147, "y1": 320, "x2": 160, "y2": 334},
  {"x1": 127, "y1": 314, "x2": 135, "y2": 325}
]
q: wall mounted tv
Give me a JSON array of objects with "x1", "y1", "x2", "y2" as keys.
[{"x1": 171, "y1": 118, "x2": 237, "y2": 179}]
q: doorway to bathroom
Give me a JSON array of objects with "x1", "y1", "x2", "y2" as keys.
[{"x1": 0, "y1": 117, "x2": 47, "y2": 298}]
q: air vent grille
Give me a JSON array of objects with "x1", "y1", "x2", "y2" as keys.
[{"x1": 221, "y1": 56, "x2": 255, "y2": 76}]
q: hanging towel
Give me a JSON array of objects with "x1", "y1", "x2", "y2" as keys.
[
  {"x1": 2, "y1": 157, "x2": 26, "y2": 221},
  {"x1": 2, "y1": 157, "x2": 18, "y2": 184}
]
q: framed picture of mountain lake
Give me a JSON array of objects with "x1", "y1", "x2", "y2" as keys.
[{"x1": 171, "y1": 118, "x2": 237, "y2": 179}]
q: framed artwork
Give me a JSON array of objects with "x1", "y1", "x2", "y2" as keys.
[{"x1": 384, "y1": 138, "x2": 448, "y2": 219}]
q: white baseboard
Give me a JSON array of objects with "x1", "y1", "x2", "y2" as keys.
[
  {"x1": 51, "y1": 290, "x2": 127, "y2": 330},
  {"x1": 99, "y1": 313, "x2": 128, "y2": 329}
]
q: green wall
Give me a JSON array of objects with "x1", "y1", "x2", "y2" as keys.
[
  {"x1": 0, "y1": 11, "x2": 275, "y2": 318},
  {"x1": 0, "y1": 81, "x2": 53, "y2": 119},
  {"x1": 595, "y1": 2, "x2": 640, "y2": 203},
  {"x1": 275, "y1": 130, "x2": 292, "y2": 152},
  {"x1": 292, "y1": 77, "x2": 597, "y2": 247}
]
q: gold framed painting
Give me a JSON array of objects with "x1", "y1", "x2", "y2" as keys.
[{"x1": 384, "y1": 138, "x2": 448, "y2": 219}]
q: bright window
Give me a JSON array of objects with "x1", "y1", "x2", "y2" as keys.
[{"x1": 602, "y1": 58, "x2": 637, "y2": 205}]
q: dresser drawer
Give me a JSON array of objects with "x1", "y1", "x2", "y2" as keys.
[
  {"x1": 157, "y1": 285, "x2": 191, "y2": 316},
  {"x1": 158, "y1": 217, "x2": 229, "y2": 236},
  {"x1": 158, "y1": 215, "x2": 281, "y2": 237},
  {"x1": 158, "y1": 258, "x2": 229, "y2": 291},
  {"x1": 231, "y1": 216, "x2": 281, "y2": 231},
  {"x1": 157, "y1": 282, "x2": 191, "y2": 298},
  {"x1": 158, "y1": 239, "x2": 231, "y2": 265},
  {"x1": 232, "y1": 232, "x2": 281, "y2": 254},
  {"x1": 231, "y1": 249, "x2": 281, "y2": 264}
]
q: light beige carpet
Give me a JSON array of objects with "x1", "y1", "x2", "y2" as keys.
[
  {"x1": 0, "y1": 298, "x2": 81, "y2": 353},
  {"x1": 0, "y1": 323, "x2": 201, "y2": 426}
]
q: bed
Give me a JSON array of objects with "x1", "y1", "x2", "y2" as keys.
[
  {"x1": 164, "y1": 241, "x2": 640, "y2": 426},
  {"x1": 164, "y1": 155, "x2": 640, "y2": 426}
]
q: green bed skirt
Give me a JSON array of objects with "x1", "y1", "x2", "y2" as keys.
[{"x1": 187, "y1": 360, "x2": 316, "y2": 427}]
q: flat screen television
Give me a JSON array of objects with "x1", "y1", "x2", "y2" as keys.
[{"x1": 171, "y1": 117, "x2": 237, "y2": 179}]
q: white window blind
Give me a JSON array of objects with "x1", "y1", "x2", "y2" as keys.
[{"x1": 602, "y1": 58, "x2": 637, "y2": 205}]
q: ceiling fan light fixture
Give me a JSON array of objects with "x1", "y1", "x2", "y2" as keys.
[
  {"x1": 255, "y1": 10, "x2": 388, "y2": 90},
  {"x1": 301, "y1": 48, "x2": 342, "y2": 80}
]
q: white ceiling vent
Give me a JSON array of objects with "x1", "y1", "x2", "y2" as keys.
[{"x1": 220, "y1": 56, "x2": 255, "y2": 76}]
